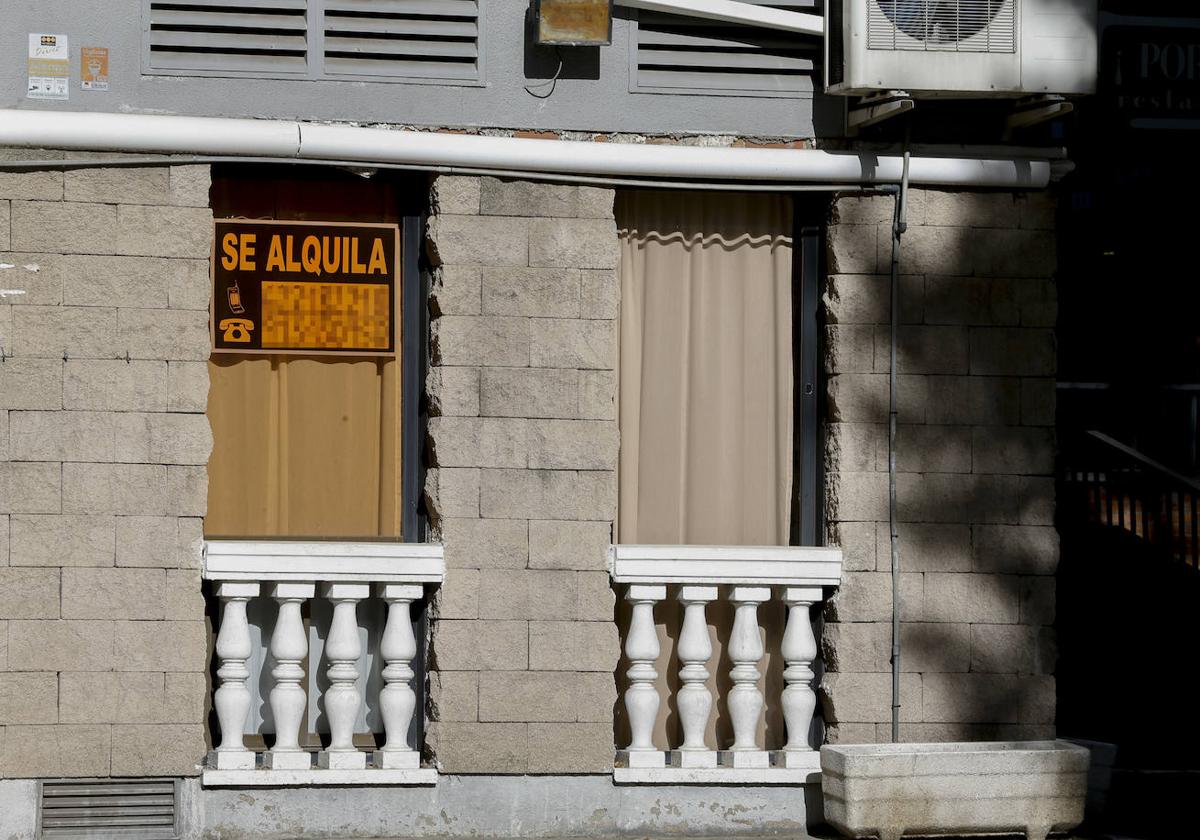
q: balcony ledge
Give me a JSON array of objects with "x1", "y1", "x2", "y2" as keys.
[
  {"x1": 608, "y1": 544, "x2": 842, "y2": 586},
  {"x1": 203, "y1": 539, "x2": 445, "y2": 583}
]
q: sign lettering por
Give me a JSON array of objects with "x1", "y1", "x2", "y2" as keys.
[{"x1": 211, "y1": 219, "x2": 399, "y2": 355}]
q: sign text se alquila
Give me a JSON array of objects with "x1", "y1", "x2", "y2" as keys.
[{"x1": 211, "y1": 219, "x2": 399, "y2": 356}]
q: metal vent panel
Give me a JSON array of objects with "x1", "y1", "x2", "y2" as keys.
[
  {"x1": 148, "y1": 0, "x2": 309, "y2": 73},
  {"x1": 40, "y1": 779, "x2": 179, "y2": 840},
  {"x1": 867, "y1": 0, "x2": 1017, "y2": 53},
  {"x1": 632, "y1": 1, "x2": 818, "y2": 97},
  {"x1": 322, "y1": 0, "x2": 481, "y2": 81},
  {"x1": 827, "y1": 0, "x2": 845, "y2": 87}
]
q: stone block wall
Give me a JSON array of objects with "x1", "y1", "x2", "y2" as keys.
[
  {"x1": 820, "y1": 189, "x2": 1059, "y2": 743},
  {"x1": 423, "y1": 176, "x2": 621, "y2": 773},
  {"x1": 0, "y1": 155, "x2": 212, "y2": 777}
]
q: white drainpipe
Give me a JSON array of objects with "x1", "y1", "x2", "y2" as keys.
[
  {"x1": 0, "y1": 109, "x2": 1052, "y2": 189},
  {"x1": 613, "y1": 0, "x2": 824, "y2": 36}
]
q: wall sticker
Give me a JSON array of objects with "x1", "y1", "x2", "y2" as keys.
[
  {"x1": 27, "y1": 33, "x2": 69, "y2": 100},
  {"x1": 81, "y1": 47, "x2": 109, "y2": 91}
]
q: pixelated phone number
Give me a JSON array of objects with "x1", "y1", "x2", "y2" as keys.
[{"x1": 261, "y1": 281, "x2": 390, "y2": 350}]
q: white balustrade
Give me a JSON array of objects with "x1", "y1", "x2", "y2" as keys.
[
  {"x1": 319, "y1": 582, "x2": 370, "y2": 770},
  {"x1": 720, "y1": 585, "x2": 771, "y2": 769},
  {"x1": 201, "y1": 540, "x2": 444, "y2": 786},
  {"x1": 210, "y1": 581, "x2": 259, "y2": 771},
  {"x1": 376, "y1": 583, "x2": 422, "y2": 770},
  {"x1": 779, "y1": 586, "x2": 821, "y2": 768},
  {"x1": 264, "y1": 582, "x2": 314, "y2": 770},
  {"x1": 618, "y1": 584, "x2": 666, "y2": 768},
  {"x1": 609, "y1": 544, "x2": 843, "y2": 783},
  {"x1": 672, "y1": 585, "x2": 717, "y2": 769}
]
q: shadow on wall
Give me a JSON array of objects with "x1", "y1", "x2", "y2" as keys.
[
  {"x1": 815, "y1": 187, "x2": 1061, "y2": 745},
  {"x1": 609, "y1": 187, "x2": 1063, "y2": 753}
]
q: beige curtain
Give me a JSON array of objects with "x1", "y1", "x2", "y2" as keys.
[
  {"x1": 617, "y1": 189, "x2": 794, "y2": 545},
  {"x1": 615, "y1": 190, "x2": 797, "y2": 752},
  {"x1": 205, "y1": 356, "x2": 400, "y2": 538}
]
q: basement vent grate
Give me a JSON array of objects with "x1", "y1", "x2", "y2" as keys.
[
  {"x1": 147, "y1": 0, "x2": 310, "y2": 73},
  {"x1": 867, "y1": 0, "x2": 1017, "y2": 53},
  {"x1": 322, "y1": 0, "x2": 481, "y2": 81},
  {"x1": 39, "y1": 778, "x2": 180, "y2": 840},
  {"x1": 630, "y1": 0, "x2": 818, "y2": 97}
]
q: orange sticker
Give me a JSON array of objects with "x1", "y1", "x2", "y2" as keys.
[{"x1": 81, "y1": 47, "x2": 108, "y2": 91}]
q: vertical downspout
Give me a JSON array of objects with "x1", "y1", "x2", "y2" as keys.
[{"x1": 889, "y1": 146, "x2": 911, "y2": 744}]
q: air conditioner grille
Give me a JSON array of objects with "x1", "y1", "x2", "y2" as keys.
[
  {"x1": 145, "y1": 0, "x2": 481, "y2": 82},
  {"x1": 322, "y1": 0, "x2": 480, "y2": 80},
  {"x1": 867, "y1": 0, "x2": 1016, "y2": 53},
  {"x1": 148, "y1": 0, "x2": 309, "y2": 73},
  {"x1": 40, "y1": 779, "x2": 179, "y2": 840},
  {"x1": 633, "y1": 1, "x2": 818, "y2": 97}
]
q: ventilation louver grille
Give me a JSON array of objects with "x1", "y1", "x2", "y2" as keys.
[
  {"x1": 40, "y1": 779, "x2": 179, "y2": 840},
  {"x1": 148, "y1": 0, "x2": 309, "y2": 73},
  {"x1": 867, "y1": 0, "x2": 1016, "y2": 53},
  {"x1": 827, "y1": 0, "x2": 845, "y2": 87},
  {"x1": 632, "y1": 1, "x2": 817, "y2": 96},
  {"x1": 322, "y1": 0, "x2": 480, "y2": 80}
]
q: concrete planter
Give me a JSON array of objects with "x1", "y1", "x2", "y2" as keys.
[{"x1": 821, "y1": 741, "x2": 1089, "y2": 840}]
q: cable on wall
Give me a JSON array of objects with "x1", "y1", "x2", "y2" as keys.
[{"x1": 888, "y1": 126, "x2": 912, "y2": 744}]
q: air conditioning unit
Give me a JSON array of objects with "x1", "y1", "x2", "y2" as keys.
[{"x1": 825, "y1": 0, "x2": 1097, "y2": 97}]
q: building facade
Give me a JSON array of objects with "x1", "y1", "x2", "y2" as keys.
[{"x1": 0, "y1": 2, "x2": 1091, "y2": 838}]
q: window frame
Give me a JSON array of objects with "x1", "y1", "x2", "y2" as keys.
[
  {"x1": 206, "y1": 164, "x2": 429, "y2": 542},
  {"x1": 791, "y1": 196, "x2": 824, "y2": 547}
]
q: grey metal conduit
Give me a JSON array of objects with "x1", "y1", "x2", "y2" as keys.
[
  {"x1": 889, "y1": 142, "x2": 911, "y2": 744},
  {"x1": 0, "y1": 155, "x2": 881, "y2": 193}
]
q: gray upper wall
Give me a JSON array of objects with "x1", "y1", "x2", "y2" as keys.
[{"x1": 1, "y1": 1, "x2": 841, "y2": 139}]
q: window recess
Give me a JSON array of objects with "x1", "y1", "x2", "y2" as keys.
[{"x1": 204, "y1": 166, "x2": 426, "y2": 542}]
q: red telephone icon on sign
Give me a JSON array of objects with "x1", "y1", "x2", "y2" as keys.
[{"x1": 219, "y1": 318, "x2": 254, "y2": 343}]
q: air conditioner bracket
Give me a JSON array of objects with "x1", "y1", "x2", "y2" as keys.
[
  {"x1": 1005, "y1": 95, "x2": 1073, "y2": 138},
  {"x1": 848, "y1": 91, "x2": 915, "y2": 134}
]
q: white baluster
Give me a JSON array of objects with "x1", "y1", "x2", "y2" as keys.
[
  {"x1": 264, "y1": 582, "x2": 315, "y2": 770},
  {"x1": 376, "y1": 583, "x2": 422, "y2": 770},
  {"x1": 617, "y1": 583, "x2": 666, "y2": 769},
  {"x1": 718, "y1": 585, "x2": 770, "y2": 769},
  {"x1": 669, "y1": 585, "x2": 717, "y2": 769},
  {"x1": 318, "y1": 582, "x2": 369, "y2": 770},
  {"x1": 776, "y1": 586, "x2": 821, "y2": 770},
  {"x1": 210, "y1": 581, "x2": 259, "y2": 771}
]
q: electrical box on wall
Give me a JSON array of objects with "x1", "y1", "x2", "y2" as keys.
[
  {"x1": 534, "y1": 0, "x2": 614, "y2": 46},
  {"x1": 826, "y1": 0, "x2": 1098, "y2": 97}
]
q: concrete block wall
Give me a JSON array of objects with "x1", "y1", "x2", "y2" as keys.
[
  {"x1": 0, "y1": 154, "x2": 212, "y2": 777},
  {"x1": 423, "y1": 176, "x2": 621, "y2": 773},
  {"x1": 820, "y1": 189, "x2": 1059, "y2": 743}
]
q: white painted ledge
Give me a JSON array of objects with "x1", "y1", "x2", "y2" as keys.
[
  {"x1": 614, "y1": 767, "x2": 818, "y2": 785},
  {"x1": 614, "y1": 750, "x2": 821, "y2": 784},
  {"x1": 202, "y1": 767, "x2": 437, "y2": 787},
  {"x1": 608, "y1": 544, "x2": 842, "y2": 586},
  {"x1": 203, "y1": 540, "x2": 445, "y2": 583}
]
